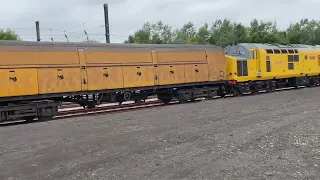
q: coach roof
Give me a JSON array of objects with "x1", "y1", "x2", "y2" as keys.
[{"x1": 0, "y1": 40, "x2": 223, "y2": 51}]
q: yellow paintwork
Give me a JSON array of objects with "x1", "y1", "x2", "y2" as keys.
[
  {"x1": 77, "y1": 49, "x2": 89, "y2": 91},
  {"x1": 85, "y1": 52, "x2": 153, "y2": 64},
  {"x1": 0, "y1": 52, "x2": 79, "y2": 65},
  {"x1": 300, "y1": 50, "x2": 320, "y2": 76},
  {"x1": 156, "y1": 51, "x2": 207, "y2": 63},
  {"x1": 123, "y1": 65, "x2": 155, "y2": 88},
  {"x1": 0, "y1": 68, "x2": 38, "y2": 97},
  {"x1": 226, "y1": 48, "x2": 320, "y2": 83},
  {"x1": 151, "y1": 50, "x2": 159, "y2": 86},
  {"x1": 157, "y1": 64, "x2": 186, "y2": 85},
  {"x1": 0, "y1": 44, "x2": 227, "y2": 97},
  {"x1": 38, "y1": 68, "x2": 82, "y2": 94},
  {"x1": 86, "y1": 66, "x2": 124, "y2": 91},
  {"x1": 184, "y1": 64, "x2": 208, "y2": 83},
  {"x1": 225, "y1": 55, "x2": 236, "y2": 80},
  {"x1": 206, "y1": 51, "x2": 226, "y2": 81}
]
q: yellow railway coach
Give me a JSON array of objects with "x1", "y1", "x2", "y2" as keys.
[
  {"x1": 0, "y1": 40, "x2": 227, "y2": 122},
  {"x1": 224, "y1": 43, "x2": 320, "y2": 95}
]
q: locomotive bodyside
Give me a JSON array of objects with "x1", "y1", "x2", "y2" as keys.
[{"x1": 224, "y1": 43, "x2": 320, "y2": 95}]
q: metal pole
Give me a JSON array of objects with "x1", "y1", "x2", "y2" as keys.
[
  {"x1": 104, "y1": 3, "x2": 110, "y2": 43},
  {"x1": 35, "y1": 21, "x2": 40, "y2": 41}
]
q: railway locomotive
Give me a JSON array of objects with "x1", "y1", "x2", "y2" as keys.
[
  {"x1": 0, "y1": 40, "x2": 319, "y2": 122},
  {"x1": 224, "y1": 43, "x2": 320, "y2": 95}
]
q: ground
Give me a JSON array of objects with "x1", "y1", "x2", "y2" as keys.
[{"x1": 0, "y1": 88, "x2": 320, "y2": 180}]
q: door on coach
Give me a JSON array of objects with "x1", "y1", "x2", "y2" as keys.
[{"x1": 77, "y1": 48, "x2": 88, "y2": 91}]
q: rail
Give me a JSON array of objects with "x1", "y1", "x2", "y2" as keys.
[{"x1": 55, "y1": 99, "x2": 168, "y2": 119}]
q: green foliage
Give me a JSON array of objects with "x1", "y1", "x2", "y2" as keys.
[
  {"x1": 172, "y1": 22, "x2": 197, "y2": 44},
  {"x1": 125, "y1": 21, "x2": 173, "y2": 44},
  {"x1": 286, "y1": 19, "x2": 320, "y2": 45},
  {"x1": 125, "y1": 18, "x2": 320, "y2": 47},
  {"x1": 0, "y1": 29, "x2": 20, "y2": 40}
]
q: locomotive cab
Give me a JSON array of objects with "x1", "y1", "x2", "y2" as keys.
[{"x1": 224, "y1": 44, "x2": 257, "y2": 83}]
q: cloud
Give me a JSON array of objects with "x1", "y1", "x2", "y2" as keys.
[{"x1": 0, "y1": 0, "x2": 317, "y2": 43}]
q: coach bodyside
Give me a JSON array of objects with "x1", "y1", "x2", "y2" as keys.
[
  {"x1": 84, "y1": 45, "x2": 155, "y2": 91},
  {"x1": 85, "y1": 44, "x2": 226, "y2": 91},
  {"x1": 0, "y1": 41, "x2": 83, "y2": 98}
]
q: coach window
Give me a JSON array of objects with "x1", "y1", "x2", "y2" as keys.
[
  {"x1": 266, "y1": 49, "x2": 273, "y2": 54},
  {"x1": 273, "y1": 49, "x2": 281, "y2": 54},
  {"x1": 238, "y1": 46, "x2": 247, "y2": 57},
  {"x1": 288, "y1": 49, "x2": 294, "y2": 54},
  {"x1": 249, "y1": 50, "x2": 255, "y2": 59},
  {"x1": 294, "y1": 55, "x2": 299, "y2": 62},
  {"x1": 288, "y1": 55, "x2": 294, "y2": 70},
  {"x1": 288, "y1": 63, "x2": 294, "y2": 70},
  {"x1": 266, "y1": 56, "x2": 271, "y2": 72}
]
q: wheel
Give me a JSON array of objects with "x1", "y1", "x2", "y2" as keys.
[
  {"x1": 217, "y1": 87, "x2": 226, "y2": 98},
  {"x1": 38, "y1": 116, "x2": 53, "y2": 122},
  {"x1": 232, "y1": 89, "x2": 242, "y2": 96},
  {"x1": 161, "y1": 98, "x2": 171, "y2": 105},
  {"x1": 217, "y1": 92, "x2": 226, "y2": 98},
  {"x1": 207, "y1": 91, "x2": 215, "y2": 100},
  {"x1": 87, "y1": 102, "x2": 96, "y2": 109},
  {"x1": 134, "y1": 99, "x2": 143, "y2": 104},
  {"x1": 157, "y1": 92, "x2": 172, "y2": 105},
  {"x1": 266, "y1": 85, "x2": 275, "y2": 93},
  {"x1": 307, "y1": 79, "x2": 315, "y2": 88},
  {"x1": 123, "y1": 92, "x2": 131, "y2": 101},
  {"x1": 25, "y1": 116, "x2": 36, "y2": 122},
  {"x1": 178, "y1": 99, "x2": 187, "y2": 104},
  {"x1": 251, "y1": 88, "x2": 259, "y2": 95},
  {"x1": 178, "y1": 93, "x2": 188, "y2": 104}
]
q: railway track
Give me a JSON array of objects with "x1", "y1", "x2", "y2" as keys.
[
  {"x1": 55, "y1": 99, "x2": 167, "y2": 119},
  {"x1": 0, "y1": 99, "x2": 169, "y2": 126},
  {"x1": 42, "y1": 86, "x2": 320, "y2": 120},
  {"x1": 59, "y1": 95, "x2": 159, "y2": 109},
  {"x1": 0, "y1": 85, "x2": 317, "y2": 127}
]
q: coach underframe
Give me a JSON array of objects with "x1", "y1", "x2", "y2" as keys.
[{"x1": 0, "y1": 80, "x2": 228, "y2": 122}]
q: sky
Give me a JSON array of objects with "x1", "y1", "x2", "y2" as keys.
[{"x1": 0, "y1": 0, "x2": 319, "y2": 43}]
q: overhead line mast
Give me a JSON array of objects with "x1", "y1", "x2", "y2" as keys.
[{"x1": 104, "y1": 3, "x2": 110, "y2": 43}]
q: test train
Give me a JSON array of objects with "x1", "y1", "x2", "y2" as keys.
[{"x1": 0, "y1": 41, "x2": 319, "y2": 122}]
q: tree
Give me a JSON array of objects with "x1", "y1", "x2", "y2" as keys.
[
  {"x1": 125, "y1": 18, "x2": 320, "y2": 46},
  {"x1": 0, "y1": 29, "x2": 20, "y2": 40},
  {"x1": 192, "y1": 23, "x2": 210, "y2": 44},
  {"x1": 208, "y1": 19, "x2": 239, "y2": 47},
  {"x1": 247, "y1": 19, "x2": 282, "y2": 43},
  {"x1": 172, "y1": 22, "x2": 197, "y2": 44},
  {"x1": 286, "y1": 19, "x2": 320, "y2": 44},
  {"x1": 126, "y1": 21, "x2": 174, "y2": 44}
]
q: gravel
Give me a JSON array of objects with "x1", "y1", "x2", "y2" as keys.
[{"x1": 0, "y1": 87, "x2": 320, "y2": 180}]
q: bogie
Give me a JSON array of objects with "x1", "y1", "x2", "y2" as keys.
[{"x1": 0, "y1": 101, "x2": 60, "y2": 123}]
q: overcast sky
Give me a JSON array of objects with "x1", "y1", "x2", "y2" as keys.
[{"x1": 0, "y1": 0, "x2": 318, "y2": 43}]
